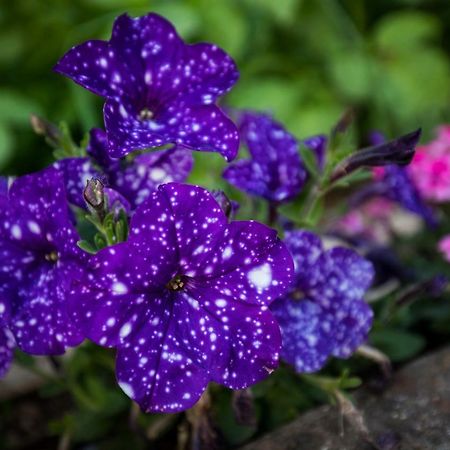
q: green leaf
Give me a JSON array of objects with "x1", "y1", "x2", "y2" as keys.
[
  {"x1": 370, "y1": 329, "x2": 426, "y2": 362},
  {"x1": 299, "y1": 143, "x2": 319, "y2": 178},
  {"x1": 374, "y1": 11, "x2": 440, "y2": 53},
  {"x1": 77, "y1": 240, "x2": 97, "y2": 254}
]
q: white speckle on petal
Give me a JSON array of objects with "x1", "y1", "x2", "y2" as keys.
[
  {"x1": 112, "y1": 282, "x2": 128, "y2": 295},
  {"x1": 11, "y1": 225, "x2": 22, "y2": 240},
  {"x1": 27, "y1": 221, "x2": 41, "y2": 234},
  {"x1": 248, "y1": 263, "x2": 272, "y2": 289},
  {"x1": 120, "y1": 323, "x2": 132, "y2": 338}
]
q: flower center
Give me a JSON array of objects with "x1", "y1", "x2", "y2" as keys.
[
  {"x1": 139, "y1": 108, "x2": 154, "y2": 121},
  {"x1": 45, "y1": 251, "x2": 58, "y2": 263},
  {"x1": 292, "y1": 289, "x2": 305, "y2": 301},
  {"x1": 166, "y1": 274, "x2": 188, "y2": 291}
]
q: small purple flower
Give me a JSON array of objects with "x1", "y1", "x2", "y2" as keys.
[
  {"x1": 349, "y1": 132, "x2": 437, "y2": 227},
  {"x1": 0, "y1": 167, "x2": 85, "y2": 354},
  {"x1": 271, "y1": 230, "x2": 374, "y2": 372},
  {"x1": 376, "y1": 165, "x2": 437, "y2": 227},
  {"x1": 0, "y1": 327, "x2": 15, "y2": 378},
  {"x1": 70, "y1": 183, "x2": 293, "y2": 412},
  {"x1": 223, "y1": 112, "x2": 307, "y2": 203},
  {"x1": 55, "y1": 128, "x2": 193, "y2": 210},
  {"x1": 54, "y1": 13, "x2": 239, "y2": 161}
]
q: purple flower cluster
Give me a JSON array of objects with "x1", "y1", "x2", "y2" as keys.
[
  {"x1": 55, "y1": 128, "x2": 193, "y2": 210},
  {"x1": 271, "y1": 231, "x2": 374, "y2": 372},
  {"x1": 0, "y1": 10, "x2": 381, "y2": 414}
]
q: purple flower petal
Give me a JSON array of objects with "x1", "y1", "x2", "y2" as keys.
[
  {"x1": 271, "y1": 298, "x2": 332, "y2": 372},
  {"x1": 0, "y1": 177, "x2": 8, "y2": 196},
  {"x1": 104, "y1": 187, "x2": 131, "y2": 216},
  {"x1": 111, "y1": 147, "x2": 193, "y2": 208},
  {"x1": 0, "y1": 327, "x2": 14, "y2": 378},
  {"x1": 105, "y1": 100, "x2": 238, "y2": 161},
  {"x1": 330, "y1": 299, "x2": 373, "y2": 358},
  {"x1": 55, "y1": 13, "x2": 239, "y2": 161},
  {"x1": 54, "y1": 158, "x2": 100, "y2": 208},
  {"x1": 223, "y1": 112, "x2": 306, "y2": 202}
]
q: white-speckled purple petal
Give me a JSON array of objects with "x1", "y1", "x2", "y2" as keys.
[
  {"x1": 271, "y1": 297, "x2": 332, "y2": 372},
  {"x1": 330, "y1": 299, "x2": 373, "y2": 358},
  {"x1": 54, "y1": 40, "x2": 136, "y2": 99},
  {"x1": 54, "y1": 157, "x2": 100, "y2": 208},
  {"x1": 111, "y1": 147, "x2": 193, "y2": 208},
  {"x1": 223, "y1": 112, "x2": 306, "y2": 201}
]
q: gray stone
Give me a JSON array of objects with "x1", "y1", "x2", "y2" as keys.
[{"x1": 241, "y1": 346, "x2": 450, "y2": 450}]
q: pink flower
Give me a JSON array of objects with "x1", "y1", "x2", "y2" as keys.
[
  {"x1": 408, "y1": 126, "x2": 450, "y2": 202},
  {"x1": 438, "y1": 235, "x2": 450, "y2": 263}
]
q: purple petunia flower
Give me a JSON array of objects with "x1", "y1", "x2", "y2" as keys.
[
  {"x1": 69, "y1": 183, "x2": 293, "y2": 412},
  {"x1": 223, "y1": 112, "x2": 308, "y2": 203},
  {"x1": 0, "y1": 167, "x2": 85, "y2": 354},
  {"x1": 270, "y1": 230, "x2": 374, "y2": 372},
  {"x1": 54, "y1": 13, "x2": 239, "y2": 161},
  {"x1": 55, "y1": 128, "x2": 193, "y2": 210}
]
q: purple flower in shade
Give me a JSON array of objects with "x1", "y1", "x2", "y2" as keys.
[
  {"x1": 270, "y1": 230, "x2": 374, "y2": 372},
  {"x1": 54, "y1": 128, "x2": 193, "y2": 210},
  {"x1": 223, "y1": 112, "x2": 307, "y2": 203},
  {"x1": 0, "y1": 328, "x2": 15, "y2": 378},
  {"x1": 54, "y1": 13, "x2": 239, "y2": 161},
  {"x1": 0, "y1": 167, "x2": 85, "y2": 354},
  {"x1": 349, "y1": 132, "x2": 437, "y2": 227},
  {"x1": 69, "y1": 183, "x2": 293, "y2": 412}
]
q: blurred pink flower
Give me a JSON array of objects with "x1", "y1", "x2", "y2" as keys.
[
  {"x1": 336, "y1": 198, "x2": 422, "y2": 244},
  {"x1": 408, "y1": 126, "x2": 450, "y2": 202},
  {"x1": 438, "y1": 235, "x2": 450, "y2": 262}
]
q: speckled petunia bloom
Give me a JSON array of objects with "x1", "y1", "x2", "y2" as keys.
[
  {"x1": 54, "y1": 13, "x2": 239, "y2": 161},
  {"x1": 55, "y1": 128, "x2": 193, "y2": 210},
  {"x1": 270, "y1": 230, "x2": 374, "y2": 373},
  {"x1": 223, "y1": 112, "x2": 307, "y2": 203},
  {"x1": 0, "y1": 167, "x2": 85, "y2": 354},
  {"x1": 70, "y1": 183, "x2": 293, "y2": 412}
]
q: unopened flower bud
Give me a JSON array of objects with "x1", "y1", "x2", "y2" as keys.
[
  {"x1": 30, "y1": 114, "x2": 62, "y2": 148},
  {"x1": 330, "y1": 129, "x2": 421, "y2": 183},
  {"x1": 83, "y1": 178, "x2": 105, "y2": 211}
]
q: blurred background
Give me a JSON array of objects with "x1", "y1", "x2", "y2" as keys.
[{"x1": 2, "y1": 0, "x2": 450, "y2": 177}]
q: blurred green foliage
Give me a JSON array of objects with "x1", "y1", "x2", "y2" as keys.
[{"x1": 2, "y1": 0, "x2": 450, "y2": 176}]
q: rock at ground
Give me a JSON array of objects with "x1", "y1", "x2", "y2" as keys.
[{"x1": 241, "y1": 346, "x2": 450, "y2": 450}]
